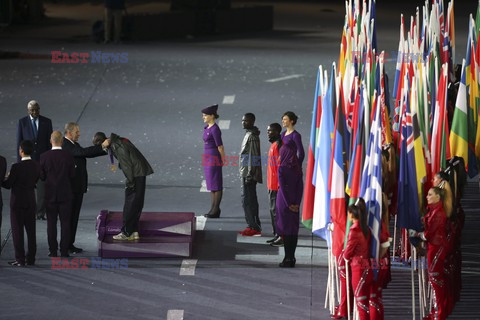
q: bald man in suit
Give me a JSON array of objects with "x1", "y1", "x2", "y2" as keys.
[{"x1": 40, "y1": 131, "x2": 75, "y2": 258}]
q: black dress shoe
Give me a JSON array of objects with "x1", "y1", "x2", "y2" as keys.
[
  {"x1": 279, "y1": 258, "x2": 296, "y2": 268},
  {"x1": 204, "y1": 210, "x2": 221, "y2": 218},
  {"x1": 8, "y1": 261, "x2": 25, "y2": 267},
  {"x1": 69, "y1": 246, "x2": 83, "y2": 254},
  {"x1": 266, "y1": 235, "x2": 279, "y2": 244},
  {"x1": 48, "y1": 252, "x2": 58, "y2": 257},
  {"x1": 270, "y1": 237, "x2": 284, "y2": 247}
]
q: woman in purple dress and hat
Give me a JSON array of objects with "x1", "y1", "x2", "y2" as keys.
[
  {"x1": 281, "y1": 111, "x2": 305, "y2": 167},
  {"x1": 202, "y1": 104, "x2": 224, "y2": 218},
  {"x1": 276, "y1": 139, "x2": 303, "y2": 267}
]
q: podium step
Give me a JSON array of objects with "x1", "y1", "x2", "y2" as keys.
[{"x1": 96, "y1": 210, "x2": 196, "y2": 258}]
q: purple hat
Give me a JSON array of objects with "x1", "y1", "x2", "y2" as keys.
[{"x1": 201, "y1": 104, "x2": 218, "y2": 115}]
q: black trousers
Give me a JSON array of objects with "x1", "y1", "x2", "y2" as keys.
[
  {"x1": 10, "y1": 206, "x2": 36, "y2": 264},
  {"x1": 122, "y1": 176, "x2": 146, "y2": 235},
  {"x1": 46, "y1": 200, "x2": 71, "y2": 255},
  {"x1": 70, "y1": 192, "x2": 84, "y2": 248},
  {"x1": 36, "y1": 180, "x2": 46, "y2": 218},
  {"x1": 268, "y1": 190, "x2": 277, "y2": 236},
  {"x1": 241, "y1": 178, "x2": 261, "y2": 231}
]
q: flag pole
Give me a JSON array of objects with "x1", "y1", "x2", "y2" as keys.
[
  {"x1": 410, "y1": 244, "x2": 416, "y2": 320},
  {"x1": 325, "y1": 248, "x2": 332, "y2": 309},
  {"x1": 392, "y1": 215, "x2": 397, "y2": 260},
  {"x1": 345, "y1": 258, "x2": 351, "y2": 320}
]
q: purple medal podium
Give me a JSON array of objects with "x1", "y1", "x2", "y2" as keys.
[{"x1": 96, "y1": 210, "x2": 196, "y2": 258}]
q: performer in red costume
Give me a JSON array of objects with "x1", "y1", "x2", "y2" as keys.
[
  {"x1": 369, "y1": 194, "x2": 392, "y2": 320},
  {"x1": 413, "y1": 187, "x2": 448, "y2": 320},
  {"x1": 344, "y1": 201, "x2": 372, "y2": 320}
]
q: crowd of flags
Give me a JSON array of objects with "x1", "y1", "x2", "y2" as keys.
[{"x1": 302, "y1": 0, "x2": 480, "y2": 285}]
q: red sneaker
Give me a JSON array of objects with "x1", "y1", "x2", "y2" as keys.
[
  {"x1": 241, "y1": 228, "x2": 261, "y2": 237},
  {"x1": 239, "y1": 227, "x2": 252, "y2": 235}
]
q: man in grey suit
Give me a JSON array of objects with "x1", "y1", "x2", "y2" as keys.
[{"x1": 16, "y1": 100, "x2": 53, "y2": 220}]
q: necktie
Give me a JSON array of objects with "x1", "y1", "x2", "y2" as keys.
[{"x1": 32, "y1": 118, "x2": 38, "y2": 139}]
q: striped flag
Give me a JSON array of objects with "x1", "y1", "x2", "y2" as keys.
[
  {"x1": 360, "y1": 91, "x2": 383, "y2": 264},
  {"x1": 302, "y1": 66, "x2": 324, "y2": 229},
  {"x1": 312, "y1": 64, "x2": 336, "y2": 242},
  {"x1": 329, "y1": 81, "x2": 347, "y2": 258},
  {"x1": 450, "y1": 59, "x2": 469, "y2": 169}
]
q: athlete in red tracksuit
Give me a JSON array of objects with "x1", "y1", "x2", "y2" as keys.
[
  {"x1": 344, "y1": 203, "x2": 372, "y2": 320},
  {"x1": 420, "y1": 187, "x2": 448, "y2": 320}
]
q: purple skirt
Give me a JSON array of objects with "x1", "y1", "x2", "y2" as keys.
[{"x1": 203, "y1": 148, "x2": 223, "y2": 191}]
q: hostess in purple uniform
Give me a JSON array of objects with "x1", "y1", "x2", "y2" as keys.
[
  {"x1": 275, "y1": 140, "x2": 303, "y2": 236},
  {"x1": 281, "y1": 130, "x2": 305, "y2": 166},
  {"x1": 203, "y1": 123, "x2": 223, "y2": 191}
]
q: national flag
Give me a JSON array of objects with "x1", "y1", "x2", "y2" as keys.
[
  {"x1": 329, "y1": 80, "x2": 348, "y2": 258},
  {"x1": 450, "y1": 59, "x2": 469, "y2": 169},
  {"x1": 302, "y1": 66, "x2": 324, "y2": 229},
  {"x1": 431, "y1": 64, "x2": 449, "y2": 176},
  {"x1": 312, "y1": 64, "x2": 336, "y2": 242},
  {"x1": 360, "y1": 92, "x2": 383, "y2": 264},
  {"x1": 397, "y1": 89, "x2": 422, "y2": 232}
]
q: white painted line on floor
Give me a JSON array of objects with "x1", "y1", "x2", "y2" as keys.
[
  {"x1": 167, "y1": 309, "x2": 184, "y2": 320},
  {"x1": 218, "y1": 119, "x2": 230, "y2": 130},
  {"x1": 179, "y1": 259, "x2": 198, "y2": 276},
  {"x1": 200, "y1": 180, "x2": 208, "y2": 192},
  {"x1": 196, "y1": 216, "x2": 206, "y2": 230},
  {"x1": 265, "y1": 74, "x2": 304, "y2": 83},
  {"x1": 222, "y1": 95, "x2": 235, "y2": 104}
]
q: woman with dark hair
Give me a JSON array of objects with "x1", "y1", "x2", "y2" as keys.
[
  {"x1": 414, "y1": 187, "x2": 448, "y2": 320},
  {"x1": 276, "y1": 139, "x2": 303, "y2": 268},
  {"x1": 281, "y1": 111, "x2": 305, "y2": 166},
  {"x1": 344, "y1": 200, "x2": 372, "y2": 320},
  {"x1": 202, "y1": 104, "x2": 224, "y2": 218}
]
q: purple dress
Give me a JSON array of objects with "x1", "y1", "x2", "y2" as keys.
[
  {"x1": 281, "y1": 130, "x2": 305, "y2": 165},
  {"x1": 203, "y1": 123, "x2": 223, "y2": 191},
  {"x1": 275, "y1": 140, "x2": 304, "y2": 236}
]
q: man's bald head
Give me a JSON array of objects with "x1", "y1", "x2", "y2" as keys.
[{"x1": 50, "y1": 131, "x2": 63, "y2": 147}]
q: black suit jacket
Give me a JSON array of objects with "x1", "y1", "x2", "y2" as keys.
[
  {"x1": 17, "y1": 115, "x2": 53, "y2": 162},
  {"x1": 0, "y1": 155, "x2": 6, "y2": 210},
  {"x1": 40, "y1": 149, "x2": 75, "y2": 204},
  {"x1": 2, "y1": 159, "x2": 40, "y2": 210},
  {"x1": 62, "y1": 137, "x2": 106, "y2": 194}
]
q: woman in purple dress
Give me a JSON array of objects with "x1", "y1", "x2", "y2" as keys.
[
  {"x1": 281, "y1": 111, "x2": 305, "y2": 166},
  {"x1": 202, "y1": 104, "x2": 224, "y2": 218},
  {"x1": 276, "y1": 139, "x2": 303, "y2": 267}
]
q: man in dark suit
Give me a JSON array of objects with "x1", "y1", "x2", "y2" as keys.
[
  {"x1": 0, "y1": 154, "x2": 7, "y2": 248},
  {"x1": 62, "y1": 122, "x2": 107, "y2": 254},
  {"x1": 17, "y1": 100, "x2": 53, "y2": 220},
  {"x1": 40, "y1": 131, "x2": 75, "y2": 258},
  {"x1": 2, "y1": 141, "x2": 41, "y2": 266}
]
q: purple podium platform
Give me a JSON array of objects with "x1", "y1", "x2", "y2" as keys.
[{"x1": 96, "y1": 210, "x2": 196, "y2": 258}]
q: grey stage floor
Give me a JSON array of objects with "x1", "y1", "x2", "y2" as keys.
[{"x1": 0, "y1": 1, "x2": 479, "y2": 319}]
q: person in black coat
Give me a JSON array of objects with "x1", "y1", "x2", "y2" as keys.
[
  {"x1": 2, "y1": 141, "x2": 41, "y2": 266},
  {"x1": 16, "y1": 100, "x2": 53, "y2": 220},
  {"x1": 62, "y1": 122, "x2": 108, "y2": 254},
  {"x1": 40, "y1": 131, "x2": 75, "y2": 257},
  {"x1": 0, "y1": 154, "x2": 7, "y2": 253}
]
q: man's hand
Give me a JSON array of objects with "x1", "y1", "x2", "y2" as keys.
[{"x1": 289, "y1": 204, "x2": 300, "y2": 212}]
